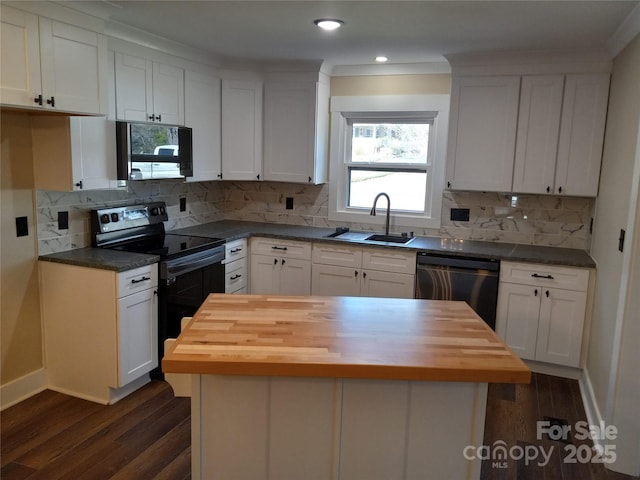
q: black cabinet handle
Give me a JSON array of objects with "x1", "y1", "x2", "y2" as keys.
[
  {"x1": 131, "y1": 276, "x2": 150, "y2": 284},
  {"x1": 217, "y1": 173, "x2": 223, "y2": 179},
  {"x1": 34, "y1": 94, "x2": 43, "y2": 105},
  {"x1": 272, "y1": 246, "x2": 288, "y2": 251},
  {"x1": 256, "y1": 174, "x2": 261, "y2": 180},
  {"x1": 273, "y1": 258, "x2": 278, "y2": 265},
  {"x1": 74, "y1": 180, "x2": 83, "y2": 189},
  {"x1": 363, "y1": 271, "x2": 367, "y2": 279},
  {"x1": 558, "y1": 186, "x2": 563, "y2": 194},
  {"x1": 148, "y1": 114, "x2": 155, "y2": 121},
  {"x1": 46, "y1": 96, "x2": 55, "y2": 107},
  {"x1": 531, "y1": 273, "x2": 554, "y2": 280},
  {"x1": 308, "y1": 176, "x2": 312, "y2": 182},
  {"x1": 447, "y1": 181, "x2": 451, "y2": 188},
  {"x1": 546, "y1": 186, "x2": 551, "y2": 193},
  {"x1": 281, "y1": 259, "x2": 286, "y2": 265},
  {"x1": 534, "y1": 289, "x2": 538, "y2": 296},
  {"x1": 155, "y1": 115, "x2": 162, "y2": 122},
  {"x1": 230, "y1": 248, "x2": 243, "y2": 253},
  {"x1": 355, "y1": 270, "x2": 358, "y2": 277},
  {"x1": 230, "y1": 274, "x2": 242, "y2": 280}
]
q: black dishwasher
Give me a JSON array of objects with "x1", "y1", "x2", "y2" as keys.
[{"x1": 415, "y1": 252, "x2": 500, "y2": 329}]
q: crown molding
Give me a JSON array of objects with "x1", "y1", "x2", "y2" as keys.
[
  {"x1": 607, "y1": 2, "x2": 640, "y2": 58},
  {"x1": 330, "y1": 62, "x2": 451, "y2": 77}
]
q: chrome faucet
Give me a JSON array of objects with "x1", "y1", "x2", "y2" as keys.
[{"x1": 370, "y1": 192, "x2": 391, "y2": 235}]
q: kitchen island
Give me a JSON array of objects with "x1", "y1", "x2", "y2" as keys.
[{"x1": 163, "y1": 294, "x2": 530, "y2": 480}]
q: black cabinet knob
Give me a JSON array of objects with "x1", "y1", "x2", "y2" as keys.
[
  {"x1": 46, "y1": 96, "x2": 55, "y2": 107},
  {"x1": 34, "y1": 94, "x2": 43, "y2": 105}
]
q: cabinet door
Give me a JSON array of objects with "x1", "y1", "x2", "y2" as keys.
[
  {"x1": 495, "y1": 283, "x2": 540, "y2": 361},
  {"x1": 114, "y1": 52, "x2": 153, "y2": 121},
  {"x1": 39, "y1": 18, "x2": 107, "y2": 114},
  {"x1": 225, "y1": 257, "x2": 247, "y2": 293},
  {"x1": 264, "y1": 81, "x2": 316, "y2": 183},
  {"x1": 311, "y1": 264, "x2": 361, "y2": 297},
  {"x1": 361, "y1": 270, "x2": 415, "y2": 299},
  {"x1": 118, "y1": 288, "x2": 158, "y2": 387},
  {"x1": 279, "y1": 258, "x2": 311, "y2": 295},
  {"x1": 535, "y1": 288, "x2": 587, "y2": 367},
  {"x1": 555, "y1": 73, "x2": 610, "y2": 197},
  {"x1": 512, "y1": 75, "x2": 564, "y2": 194},
  {"x1": 0, "y1": 6, "x2": 42, "y2": 108},
  {"x1": 446, "y1": 76, "x2": 520, "y2": 192},
  {"x1": 250, "y1": 254, "x2": 279, "y2": 294},
  {"x1": 185, "y1": 70, "x2": 221, "y2": 182},
  {"x1": 70, "y1": 117, "x2": 117, "y2": 190},
  {"x1": 221, "y1": 79, "x2": 263, "y2": 180},
  {"x1": 152, "y1": 61, "x2": 184, "y2": 125}
]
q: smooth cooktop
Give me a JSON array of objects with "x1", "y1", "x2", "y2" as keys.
[{"x1": 109, "y1": 234, "x2": 225, "y2": 258}]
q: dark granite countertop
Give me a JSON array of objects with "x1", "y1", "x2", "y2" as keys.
[
  {"x1": 37, "y1": 220, "x2": 595, "y2": 271},
  {"x1": 38, "y1": 247, "x2": 160, "y2": 272},
  {"x1": 173, "y1": 220, "x2": 596, "y2": 268}
]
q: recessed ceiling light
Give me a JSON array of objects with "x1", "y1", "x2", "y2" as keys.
[
  {"x1": 375, "y1": 56, "x2": 389, "y2": 63},
  {"x1": 314, "y1": 19, "x2": 344, "y2": 31}
]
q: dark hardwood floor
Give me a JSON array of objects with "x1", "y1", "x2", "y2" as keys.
[{"x1": 1, "y1": 374, "x2": 637, "y2": 479}]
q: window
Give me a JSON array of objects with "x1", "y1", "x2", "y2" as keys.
[{"x1": 329, "y1": 95, "x2": 450, "y2": 229}]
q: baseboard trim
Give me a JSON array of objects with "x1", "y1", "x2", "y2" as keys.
[
  {"x1": 578, "y1": 368, "x2": 605, "y2": 449},
  {"x1": 0, "y1": 368, "x2": 48, "y2": 411}
]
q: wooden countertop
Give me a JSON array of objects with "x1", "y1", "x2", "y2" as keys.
[{"x1": 162, "y1": 294, "x2": 531, "y2": 384}]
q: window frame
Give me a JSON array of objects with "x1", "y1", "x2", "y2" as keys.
[{"x1": 329, "y1": 95, "x2": 450, "y2": 230}]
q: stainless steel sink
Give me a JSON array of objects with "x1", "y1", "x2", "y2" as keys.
[{"x1": 365, "y1": 234, "x2": 415, "y2": 244}]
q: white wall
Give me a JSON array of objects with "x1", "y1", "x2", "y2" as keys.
[{"x1": 587, "y1": 33, "x2": 640, "y2": 476}]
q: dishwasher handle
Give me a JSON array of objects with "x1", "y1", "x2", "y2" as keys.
[{"x1": 416, "y1": 252, "x2": 499, "y2": 271}]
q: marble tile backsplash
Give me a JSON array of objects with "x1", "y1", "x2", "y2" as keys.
[
  {"x1": 36, "y1": 181, "x2": 224, "y2": 255},
  {"x1": 36, "y1": 179, "x2": 594, "y2": 254}
]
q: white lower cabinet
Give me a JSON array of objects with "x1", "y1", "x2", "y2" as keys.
[
  {"x1": 225, "y1": 238, "x2": 247, "y2": 294},
  {"x1": 250, "y1": 238, "x2": 311, "y2": 295},
  {"x1": 311, "y1": 243, "x2": 416, "y2": 298},
  {"x1": 40, "y1": 261, "x2": 158, "y2": 404},
  {"x1": 496, "y1": 262, "x2": 590, "y2": 368}
]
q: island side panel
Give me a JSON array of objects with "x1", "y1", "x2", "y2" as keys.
[{"x1": 192, "y1": 375, "x2": 488, "y2": 480}]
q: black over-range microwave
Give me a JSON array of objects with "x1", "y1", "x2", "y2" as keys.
[{"x1": 116, "y1": 121, "x2": 193, "y2": 181}]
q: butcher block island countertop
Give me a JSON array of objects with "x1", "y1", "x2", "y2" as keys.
[{"x1": 162, "y1": 294, "x2": 530, "y2": 384}]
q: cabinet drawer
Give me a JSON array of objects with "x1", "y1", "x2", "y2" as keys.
[
  {"x1": 312, "y1": 243, "x2": 362, "y2": 268},
  {"x1": 362, "y1": 248, "x2": 416, "y2": 275},
  {"x1": 117, "y1": 264, "x2": 158, "y2": 298},
  {"x1": 500, "y1": 262, "x2": 589, "y2": 291},
  {"x1": 225, "y1": 238, "x2": 247, "y2": 262},
  {"x1": 225, "y1": 257, "x2": 247, "y2": 293},
  {"x1": 250, "y1": 237, "x2": 311, "y2": 259}
]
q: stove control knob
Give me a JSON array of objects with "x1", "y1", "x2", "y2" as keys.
[
  {"x1": 150, "y1": 207, "x2": 159, "y2": 216},
  {"x1": 110, "y1": 213, "x2": 119, "y2": 222},
  {"x1": 100, "y1": 214, "x2": 110, "y2": 224}
]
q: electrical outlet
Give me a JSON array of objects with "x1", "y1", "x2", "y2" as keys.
[
  {"x1": 16, "y1": 217, "x2": 28, "y2": 237},
  {"x1": 179, "y1": 197, "x2": 186, "y2": 212},
  {"x1": 285, "y1": 197, "x2": 294, "y2": 210},
  {"x1": 58, "y1": 211, "x2": 69, "y2": 230},
  {"x1": 450, "y1": 208, "x2": 470, "y2": 222}
]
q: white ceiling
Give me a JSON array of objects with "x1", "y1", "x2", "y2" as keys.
[{"x1": 68, "y1": 1, "x2": 640, "y2": 70}]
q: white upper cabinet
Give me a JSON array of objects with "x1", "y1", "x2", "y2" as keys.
[
  {"x1": 185, "y1": 70, "x2": 222, "y2": 182},
  {"x1": 555, "y1": 73, "x2": 610, "y2": 197},
  {"x1": 221, "y1": 78, "x2": 263, "y2": 181},
  {"x1": 263, "y1": 78, "x2": 329, "y2": 184},
  {"x1": 447, "y1": 72, "x2": 610, "y2": 197},
  {"x1": 446, "y1": 76, "x2": 520, "y2": 192},
  {"x1": 31, "y1": 116, "x2": 117, "y2": 192},
  {"x1": 0, "y1": 5, "x2": 107, "y2": 115},
  {"x1": 512, "y1": 75, "x2": 564, "y2": 194},
  {"x1": 114, "y1": 52, "x2": 184, "y2": 125}
]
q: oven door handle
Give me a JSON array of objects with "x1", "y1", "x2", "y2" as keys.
[{"x1": 161, "y1": 246, "x2": 225, "y2": 284}]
